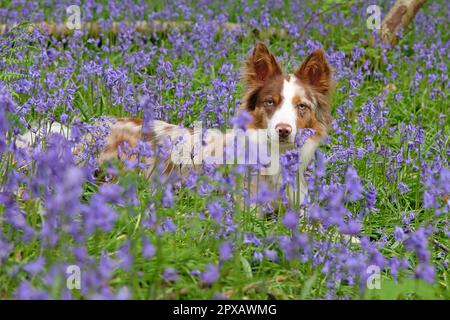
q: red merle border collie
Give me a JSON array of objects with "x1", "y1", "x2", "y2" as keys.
[{"x1": 20, "y1": 43, "x2": 333, "y2": 207}]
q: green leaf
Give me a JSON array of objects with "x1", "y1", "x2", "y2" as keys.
[
  {"x1": 240, "y1": 255, "x2": 253, "y2": 279},
  {"x1": 300, "y1": 272, "x2": 318, "y2": 299}
]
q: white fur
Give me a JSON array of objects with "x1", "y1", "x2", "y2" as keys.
[
  {"x1": 268, "y1": 75, "x2": 315, "y2": 144},
  {"x1": 299, "y1": 138, "x2": 319, "y2": 171},
  {"x1": 16, "y1": 122, "x2": 70, "y2": 148},
  {"x1": 268, "y1": 138, "x2": 319, "y2": 205},
  {"x1": 268, "y1": 77, "x2": 299, "y2": 143}
]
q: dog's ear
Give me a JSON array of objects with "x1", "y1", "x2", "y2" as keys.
[
  {"x1": 244, "y1": 42, "x2": 282, "y2": 87},
  {"x1": 295, "y1": 49, "x2": 331, "y2": 95}
]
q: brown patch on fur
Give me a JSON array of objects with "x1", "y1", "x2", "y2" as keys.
[
  {"x1": 296, "y1": 103, "x2": 327, "y2": 141},
  {"x1": 293, "y1": 50, "x2": 333, "y2": 139},
  {"x1": 99, "y1": 119, "x2": 142, "y2": 163},
  {"x1": 294, "y1": 49, "x2": 332, "y2": 95},
  {"x1": 162, "y1": 124, "x2": 174, "y2": 135},
  {"x1": 293, "y1": 79, "x2": 331, "y2": 141},
  {"x1": 303, "y1": 87, "x2": 314, "y2": 103},
  {"x1": 97, "y1": 118, "x2": 189, "y2": 180},
  {"x1": 127, "y1": 118, "x2": 143, "y2": 125},
  {"x1": 246, "y1": 74, "x2": 286, "y2": 129},
  {"x1": 116, "y1": 117, "x2": 143, "y2": 125},
  {"x1": 244, "y1": 42, "x2": 282, "y2": 85},
  {"x1": 241, "y1": 42, "x2": 284, "y2": 114},
  {"x1": 292, "y1": 95, "x2": 302, "y2": 107}
]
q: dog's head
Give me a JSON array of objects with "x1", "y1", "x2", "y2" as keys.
[{"x1": 241, "y1": 42, "x2": 333, "y2": 145}]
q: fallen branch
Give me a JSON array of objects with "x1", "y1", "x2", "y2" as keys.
[
  {"x1": 0, "y1": 20, "x2": 287, "y2": 38},
  {"x1": 0, "y1": 1, "x2": 427, "y2": 48},
  {"x1": 380, "y1": 0, "x2": 427, "y2": 47}
]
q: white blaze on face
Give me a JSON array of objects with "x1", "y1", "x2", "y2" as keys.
[{"x1": 268, "y1": 75, "x2": 307, "y2": 143}]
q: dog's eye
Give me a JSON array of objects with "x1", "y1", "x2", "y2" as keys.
[
  {"x1": 264, "y1": 99, "x2": 274, "y2": 107},
  {"x1": 297, "y1": 103, "x2": 308, "y2": 110}
]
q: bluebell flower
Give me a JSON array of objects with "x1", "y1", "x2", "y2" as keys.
[{"x1": 200, "y1": 264, "x2": 220, "y2": 285}]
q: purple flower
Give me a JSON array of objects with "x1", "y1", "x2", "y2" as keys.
[
  {"x1": 365, "y1": 184, "x2": 377, "y2": 212},
  {"x1": 162, "y1": 267, "x2": 179, "y2": 282},
  {"x1": 219, "y1": 242, "x2": 233, "y2": 262},
  {"x1": 207, "y1": 200, "x2": 224, "y2": 223},
  {"x1": 158, "y1": 217, "x2": 176, "y2": 235},
  {"x1": 117, "y1": 241, "x2": 133, "y2": 271},
  {"x1": 253, "y1": 251, "x2": 263, "y2": 262},
  {"x1": 389, "y1": 256, "x2": 408, "y2": 281},
  {"x1": 402, "y1": 212, "x2": 415, "y2": 225},
  {"x1": 212, "y1": 292, "x2": 229, "y2": 300},
  {"x1": 403, "y1": 227, "x2": 436, "y2": 283},
  {"x1": 282, "y1": 210, "x2": 298, "y2": 231},
  {"x1": 339, "y1": 219, "x2": 362, "y2": 235},
  {"x1": 280, "y1": 150, "x2": 300, "y2": 189},
  {"x1": 142, "y1": 236, "x2": 156, "y2": 259},
  {"x1": 253, "y1": 182, "x2": 276, "y2": 204},
  {"x1": 162, "y1": 185, "x2": 174, "y2": 208},
  {"x1": 393, "y1": 227, "x2": 405, "y2": 241},
  {"x1": 415, "y1": 263, "x2": 435, "y2": 284},
  {"x1": 200, "y1": 264, "x2": 220, "y2": 285},
  {"x1": 403, "y1": 228, "x2": 429, "y2": 256},
  {"x1": 15, "y1": 281, "x2": 49, "y2": 300},
  {"x1": 279, "y1": 233, "x2": 311, "y2": 262},
  {"x1": 99, "y1": 184, "x2": 124, "y2": 204},
  {"x1": 98, "y1": 252, "x2": 113, "y2": 280},
  {"x1": 398, "y1": 182, "x2": 410, "y2": 194},
  {"x1": 232, "y1": 111, "x2": 252, "y2": 130},
  {"x1": 345, "y1": 166, "x2": 364, "y2": 201},
  {"x1": 295, "y1": 128, "x2": 315, "y2": 148},
  {"x1": 83, "y1": 193, "x2": 119, "y2": 235},
  {"x1": 0, "y1": 88, "x2": 17, "y2": 154},
  {"x1": 23, "y1": 257, "x2": 46, "y2": 276},
  {"x1": 115, "y1": 287, "x2": 131, "y2": 300},
  {"x1": 264, "y1": 249, "x2": 278, "y2": 261},
  {"x1": 243, "y1": 233, "x2": 262, "y2": 246},
  {"x1": 0, "y1": 237, "x2": 13, "y2": 263}
]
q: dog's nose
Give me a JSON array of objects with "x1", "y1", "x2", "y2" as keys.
[{"x1": 275, "y1": 123, "x2": 292, "y2": 139}]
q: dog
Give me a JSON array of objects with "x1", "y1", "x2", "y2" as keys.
[
  {"x1": 18, "y1": 43, "x2": 333, "y2": 208},
  {"x1": 96, "y1": 43, "x2": 332, "y2": 206}
]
